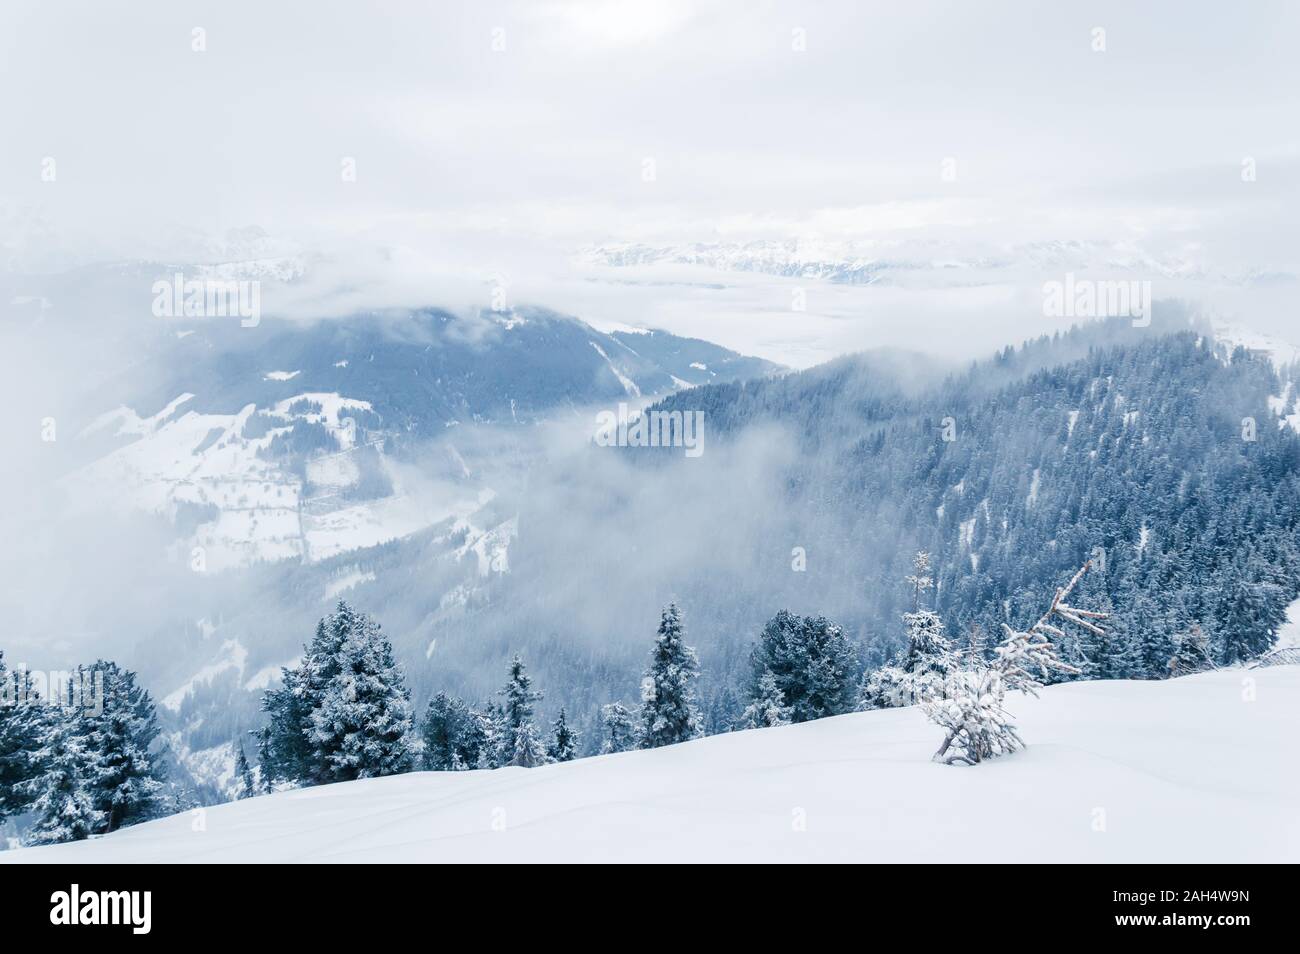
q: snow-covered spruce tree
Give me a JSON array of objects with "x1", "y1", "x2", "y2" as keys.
[
  {"x1": 76, "y1": 661, "x2": 164, "y2": 833},
  {"x1": 1125, "y1": 591, "x2": 1175, "y2": 679},
  {"x1": 548, "y1": 707, "x2": 578, "y2": 762},
  {"x1": 234, "y1": 740, "x2": 255, "y2": 799},
  {"x1": 927, "y1": 560, "x2": 1101, "y2": 766},
  {"x1": 21, "y1": 708, "x2": 103, "y2": 846},
  {"x1": 898, "y1": 551, "x2": 955, "y2": 674},
  {"x1": 860, "y1": 552, "x2": 957, "y2": 710},
  {"x1": 748, "y1": 609, "x2": 856, "y2": 722},
  {"x1": 0, "y1": 653, "x2": 45, "y2": 824},
  {"x1": 509, "y1": 719, "x2": 548, "y2": 768},
  {"x1": 421, "y1": 692, "x2": 477, "y2": 771},
  {"x1": 703, "y1": 685, "x2": 741, "y2": 735},
  {"x1": 308, "y1": 608, "x2": 415, "y2": 781},
  {"x1": 497, "y1": 654, "x2": 548, "y2": 767},
  {"x1": 473, "y1": 702, "x2": 507, "y2": 769},
  {"x1": 599, "y1": 702, "x2": 638, "y2": 754},
  {"x1": 256, "y1": 665, "x2": 313, "y2": 787},
  {"x1": 740, "y1": 670, "x2": 792, "y2": 729},
  {"x1": 1212, "y1": 570, "x2": 1287, "y2": 665},
  {"x1": 300, "y1": 602, "x2": 360, "y2": 783},
  {"x1": 640, "y1": 603, "x2": 701, "y2": 748},
  {"x1": 256, "y1": 602, "x2": 359, "y2": 787}
]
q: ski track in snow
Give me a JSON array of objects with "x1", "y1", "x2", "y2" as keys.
[{"x1": 6, "y1": 666, "x2": 1298, "y2": 863}]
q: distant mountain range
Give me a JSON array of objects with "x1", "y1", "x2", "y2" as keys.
[{"x1": 579, "y1": 238, "x2": 1297, "y2": 287}]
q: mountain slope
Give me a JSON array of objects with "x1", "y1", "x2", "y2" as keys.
[
  {"x1": 85, "y1": 306, "x2": 779, "y2": 431},
  {"x1": 642, "y1": 313, "x2": 1300, "y2": 674},
  {"x1": 58, "y1": 308, "x2": 779, "y2": 570},
  {"x1": 5, "y1": 666, "x2": 1296, "y2": 863}
]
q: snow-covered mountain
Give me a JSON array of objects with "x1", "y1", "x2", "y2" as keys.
[
  {"x1": 61, "y1": 307, "x2": 778, "y2": 571},
  {"x1": 579, "y1": 238, "x2": 1295, "y2": 288},
  {"x1": 5, "y1": 665, "x2": 1295, "y2": 863}
]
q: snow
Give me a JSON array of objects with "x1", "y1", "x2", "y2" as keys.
[
  {"x1": 1275, "y1": 597, "x2": 1300, "y2": 650},
  {"x1": 161, "y1": 639, "x2": 248, "y2": 712},
  {"x1": 176, "y1": 742, "x2": 239, "y2": 799},
  {"x1": 304, "y1": 487, "x2": 487, "y2": 564},
  {"x1": 323, "y1": 568, "x2": 376, "y2": 600},
  {"x1": 80, "y1": 393, "x2": 196, "y2": 439},
  {"x1": 493, "y1": 311, "x2": 528, "y2": 330},
  {"x1": 1212, "y1": 319, "x2": 1300, "y2": 370},
  {"x1": 271, "y1": 392, "x2": 372, "y2": 430},
  {"x1": 8, "y1": 666, "x2": 1296, "y2": 863},
  {"x1": 1268, "y1": 381, "x2": 1300, "y2": 434},
  {"x1": 65, "y1": 390, "x2": 468, "y2": 570},
  {"x1": 959, "y1": 516, "x2": 976, "y2": 546},
  {"x1": 242, "y1": 658, "x2": 298, "y2": 692},
  {"x1": 588, "y1": 340, "x2": 641, "y2": 396},
  {"x1": 263, "y1": 370, "x2": 301, "y2": 382},
  {"x1": 66, "y1": 400, "x2": 300, "y2": 571},
  {"x1": 452, "y1": 514, "x2": 517, "y2": 576}
]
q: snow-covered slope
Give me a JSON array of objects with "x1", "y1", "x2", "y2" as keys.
[{"x1": 6, "y1": 667, "x2": 1296, "y2": 863}]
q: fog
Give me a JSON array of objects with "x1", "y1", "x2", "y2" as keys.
[{"x1": 2, "y1": 0, "x2": 1298, "y2": 722}]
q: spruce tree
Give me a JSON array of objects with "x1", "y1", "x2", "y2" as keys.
[
  {"x1": 233, "y1": 740, "x2": 255, "y2": 799},
  {"x1": 22, "y1": 711, "x2": 102, "y2": 845},
  {"x1": 256, "y1": 603, "x2": 359, "y2": 787},
  {"x1": 308, "y1": 607, "x2": 414, "y2": 781},
  {"x1": 474, "y1": 702, "x2": 507, "y2": 769},
  {"x1": 750, "y1": 609, "x2": 857, "y2": 720},
  {"x1": 599, "y1": 702, "x2": 637, "y2": 754},
  {"x1": 421, "y1": 692, "x2": 475, "y2": 771},
  {"x1": 509, "y1": 720, "x2": 548, "y2": 768},
  {"x1": 640, "y1": 603, "x2": 701, "y2": 748},
  {"x1": 500, "y1": 655, "x2": 542, "y2": 735},
  {"x1": 77, "y1": 661, "x2": 164, "y2": 833},
  {"x1": 300, "y1": 603, "x2": 358, "y2": 782},
  {"x1": 0, "y1": 653, "x2": 44, "y2": 824},
  {"x1": 1213, "y1": 572, "x2": 1285, "y2": 664},
  {"x1": 498, "y1": 656, "x2": 547, "y2": 767},
  {"x1": 740, "y1": 670, "x2": 792, "y2": 728},
  {"x1": 899, "y1": 551, "x2": 956, "y2": 676},
  {"x1": 256, "y1": 666, "x2": 313, "y2": 786},
  {"x1": 547, "y1": 707, "x2": 578, "y2": 762}
]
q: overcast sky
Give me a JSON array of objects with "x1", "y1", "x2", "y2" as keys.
[{"x1": 2, "y1": 0, "x2": 1297, "y2": 363}]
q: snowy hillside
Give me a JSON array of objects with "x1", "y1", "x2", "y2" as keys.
[{"x1": 5, "y1": 666, "x2": 1296, "y2": 863}]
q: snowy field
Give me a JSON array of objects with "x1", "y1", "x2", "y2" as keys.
[{"x1": 4, "y1": 667, "x2": 1297, "y2": 863}]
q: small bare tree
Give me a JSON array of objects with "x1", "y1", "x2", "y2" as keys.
[{"x1": 927, "y1": 560, "x2": 1107, "y2": 766}]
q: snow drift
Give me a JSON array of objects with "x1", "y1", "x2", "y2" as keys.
[{"x1": 4, "y1": 666, "x2": 1297, "y2": 863}]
